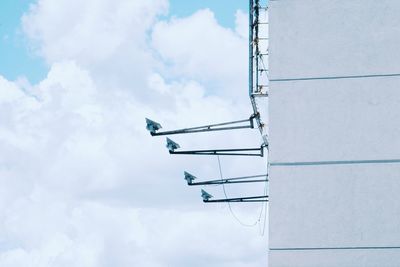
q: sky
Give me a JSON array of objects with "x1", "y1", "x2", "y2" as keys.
[
  {"x1": 0, "y1": 0, "x2": 47, "y2": 83},
  {"x1": 0, "y1": 1, "x2": 268, "y2": 266},
  {"x1": 0, "y1": 0, "x2": 248, "y2": 83}
]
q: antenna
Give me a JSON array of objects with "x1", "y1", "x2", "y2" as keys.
[
  {"x1": 146, "y1": 0, "x2": 270, "y2": 214},
  {"x1": 145, "y1": 118, "x2": 162, "y2": 134},
  {"x1": 166, "y1": 138, "x2": 180, "y2": 152},
  {"x1": 201, "y1": 189, "x2": 213, "y2": 201}
]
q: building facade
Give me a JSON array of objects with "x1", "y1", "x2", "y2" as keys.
[{"x1": 268, "y1": 0, "x2": 400, "y2": 266}]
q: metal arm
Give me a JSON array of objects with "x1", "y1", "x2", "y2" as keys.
[
  {"x1": 147, "y1": 115, "x2": 258, "y2": 136},
  {"x1": 166, "y1": 138, "x2": 265, "y2": 157},
  {"x1": 203, "y1": 195, "x2": 268, "y2": 203},
  {"x1": 185, "y1": 173, "x2": 268, "y2": 186},
  {"x1": 170, "y1": 147, "x2": 265, "y2": 157}
]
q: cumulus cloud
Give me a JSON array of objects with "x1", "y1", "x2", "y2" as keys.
[
  {"x1": 22, "y1": 0, "x2": 168, "y2": 64},
  {"x1": 22, "y1": 0, "x2": 169, "y2": 94},
  {"x1": 151, "y1": 8, "x2": 249, "y2": 99},
  {"x1": 0, "y1": 0, "x2": 268, "y2": 266}
]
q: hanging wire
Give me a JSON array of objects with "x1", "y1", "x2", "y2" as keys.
[
  {"x1": 252, "y1": 0, "x2": 270, "y2": 236},
  {"x1": 259, "y1": 54, "x2": 269, "y2": 77},
  {"x1": 217, "y1": 155, "x2": 266, "y2": 228},
  {"x1": 258, "y1": 181, "x2": 268, "y2": 235}
]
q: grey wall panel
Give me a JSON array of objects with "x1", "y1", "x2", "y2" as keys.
[
  {"x1": 269, "y1": 77, "x2": 400, "y2": 163},
  {"x1": 269, "y1": 249, "x2": 400, "y2": 267},
  {"x1": 269, "y1": 164, "x2": 400, "y2": 248},
  {"x1": 269, "y1": 0, "x2": 400, "y2": 79},
  {"x1": 268, "y1": 1, "x2": 400, "y2": 266}
]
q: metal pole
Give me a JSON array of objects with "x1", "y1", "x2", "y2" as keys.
[
  {"x1": 255, "y1": 0, "x2": 260, "y2": 93},
  {"x1": 249, "y1": 0, "x2": 269, "y2": 147},
  {"x1": 249, "y1": 0, "x2": 254, "y2": 97}
]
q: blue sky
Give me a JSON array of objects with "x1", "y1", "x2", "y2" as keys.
[
  {"x1": 0, "y1": 1, "x2": 269, "y2": 265},
  {"x1": 169, "y1": 0, "x2": 248, "y2": 27},
  {"x1": 0, "y1": 0, "x2": 47, "y2": 83},
  {"x1": 0, "y1": 0, "x2": 248, "y2": 84}
]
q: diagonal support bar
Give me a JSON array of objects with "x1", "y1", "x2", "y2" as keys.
[
  {"x1": 203, "y1": 195, "x2": 269, "y2": 203},
  {"x1": 187, "y1": 174, "x2": 268, "y2": 186},
  {"x1": 149, "y1": 115, "x2": 257, "y2": 136},
  {"x1": 170, "y1": 146, "x2": 265, "y2": 157}
]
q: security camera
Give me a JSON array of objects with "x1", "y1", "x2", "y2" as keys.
[
  {"x1": 184, "y1": 171, "x2": 196, "y2": 185},
  {"x1": 201, "y1": 189, "x2": 213, "y2": 201},
  {"x1": 166, "y1": 138, "x2": 180, "y2": 152},
  {"x1": 145, "y1": 118, "x2": 162, "y2": 134}
]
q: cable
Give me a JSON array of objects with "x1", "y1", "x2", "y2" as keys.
[
  {"x1": 255, "y1": 1, "x2": 269, "y2": 236},
  {"x1": 217, "y1": 155, "x2": 263, "y2": 227},
  {"x1": 258, "y1": 182, "x2": 268, "y2": 235},
  {"x1": 259, "y1": 53, "x2": 269, "y2": 78}
]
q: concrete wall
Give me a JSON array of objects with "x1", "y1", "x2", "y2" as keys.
[{"x1": 268, "y1": 0, "x2": 400, "y2": 266}]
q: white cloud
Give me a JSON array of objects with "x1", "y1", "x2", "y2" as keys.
[
  {"x1": 0, "y1": 1, "x2": 268, "y2": 266},
  {"x1": 22, "y1": 0, "x2": 168, "y2": 65},
  {"x1": 22, "y1": 0, "x2": 168, "y2": 93},
  {"x1": 151, "y1": 9, "x2": 248, "y2": 99},
  {"x1": 235, "y1": 9, "x2": 249, "y2": 40}
]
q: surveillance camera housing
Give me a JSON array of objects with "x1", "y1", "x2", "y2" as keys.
[
  {"x1": 201, "y1": 189, "x2": 213, "y2": 201},
  {"x1": 166, "y1": 138, "x2": 180, "y2": 152},
  {"x1": 145, "y1": 118, "x2": 162, "y2": 134},
  {"x1": 184, "y1": 171, "x2": 196, "y2": 184}
]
